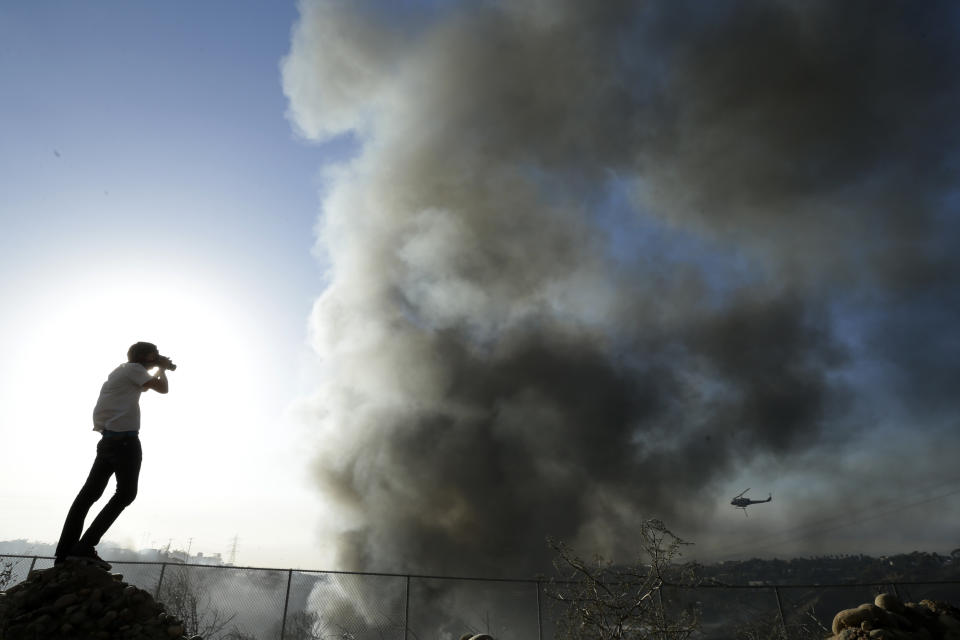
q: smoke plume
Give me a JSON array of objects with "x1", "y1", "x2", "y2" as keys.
[{"x1": 283, "y1": 0, "x2": 960, "y2": 574}]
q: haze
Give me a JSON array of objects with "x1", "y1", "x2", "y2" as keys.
[{"x1": 2, "y1": 0, "x2": 959, "y2": 576}]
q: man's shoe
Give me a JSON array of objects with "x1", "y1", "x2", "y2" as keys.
[{"x1": 67, "y1": 545, "x2": 112, "y2": 570}]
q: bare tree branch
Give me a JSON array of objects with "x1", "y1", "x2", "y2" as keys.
[{"x1": 545, "y1": 520, "x2": 700, "y2": 640}]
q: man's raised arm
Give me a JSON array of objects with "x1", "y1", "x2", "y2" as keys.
[{"x1": 142, "y1": 367, "x2": 169, "y2": 394}]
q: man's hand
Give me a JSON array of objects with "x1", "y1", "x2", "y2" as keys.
[{"x1": 142, "y1": 368, "x2": 169, "y2": 394}]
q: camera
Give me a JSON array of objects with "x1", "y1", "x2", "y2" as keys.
[{"x1": 158, "y1": 355, "x2": 177, "y2": 371}]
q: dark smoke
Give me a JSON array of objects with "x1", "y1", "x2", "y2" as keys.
[{"x1": 283, "y1": 0, "x2": 960, "y2": 574}]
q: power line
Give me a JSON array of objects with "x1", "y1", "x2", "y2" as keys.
[
  {"x1": 714, "y1": 475, "x2": 960, "y2": 557},
  {"x1": 714, "y1": 477, "x2": 960, "y2": 560}
]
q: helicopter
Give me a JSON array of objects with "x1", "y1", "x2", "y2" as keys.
[{"x1": 730, "y1": 488, "x2": 771, "y2": 516}]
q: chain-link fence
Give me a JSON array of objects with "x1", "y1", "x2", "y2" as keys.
[{"x1": 2, "y1": 554, "x2": 959, "y2": 639}]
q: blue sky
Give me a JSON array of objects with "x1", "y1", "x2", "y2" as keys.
[
  {"x1": 1, "y1": 2, "x2": 321, "y2": 300},
  {"x1": 0, "y1": 1, "x2": 334, "y2": 568},
  {"x1": 2, "y1": 1, "x2": 959, "y2": 575}
]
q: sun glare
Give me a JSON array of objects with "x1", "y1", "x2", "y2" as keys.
[
  {"x1": 1, "y1": 261, "x2": 282, "y2": 477},
  {"x1": 11, "y1": 272, "x2": 251, "y2": 374}
]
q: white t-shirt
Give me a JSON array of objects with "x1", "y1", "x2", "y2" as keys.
[{"x1": 92, "y1": 362, "x2": 154, "y2": 433}]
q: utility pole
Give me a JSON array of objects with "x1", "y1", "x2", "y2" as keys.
[{"x1": 228, "y1": 535, "x2": 239, "y2": 565}]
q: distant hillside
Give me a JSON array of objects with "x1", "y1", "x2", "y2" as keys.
[
  {"x1": 699, "y1": 550, "x2": 960, "y2": 586},
  {"x1": 0, "y1": 540, "x2": 55, "y2": 558},
  {"x1": 2, "y1": 539, "x2": 959, "y2": 586},
  {"x1": 0, "y1": 539, "x2": 225, "y2": 567}
]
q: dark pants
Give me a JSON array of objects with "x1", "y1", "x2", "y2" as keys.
[{"x1": 55, "y1": 435, "x2": 142, "y2": 560}]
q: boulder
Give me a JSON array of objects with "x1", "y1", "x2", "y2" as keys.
[
  {"x1": 878, "y1": 593, "x2": 907, "y2": 615},
  {"x1": 828, "y1": 593, "x2": 960, "y2": 640},
  {"x1": 0, "y1": 560, "x2": 198, "y2": 640}
]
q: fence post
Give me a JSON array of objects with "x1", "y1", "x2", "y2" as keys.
[
  {"x1": 536, "y1": 580, "x2": 543, "y2": 640},
  {"x1": 279, "y1": 569, "x2": 293, "y2": 640},
  {"x1": 891, "y1": 583, "x2": 901, "y2": 600},
  {"x1": 28, "y1": 556, "x2": 37, "y2": 575},
  {"x1": 774, "y1": 587, "x2": 788, "y2": 640},
  {"x1": 657, "y1": 587, "x2": 666, "y2": 640},
  {"x1": 404, "y1": 575, "x2": 411, "y2": 640},
  {"x1": 154, "y1": 562, "x2": 167, "y2": 599}
]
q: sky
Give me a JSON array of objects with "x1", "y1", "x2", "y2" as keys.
[
  {"x1": 1, "y1": 0, "x2": 959, "y2": 578},
  {"x1": 0, "y1": 0, "x2": 331, "y2": 568}
]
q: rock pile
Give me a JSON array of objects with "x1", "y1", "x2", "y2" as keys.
[
  {"x1": 0, "y1": 560, "x2": 200, "y2": 640},
  {"x1": 830, "y1": 592, "x2": 960, "y2": 639}
]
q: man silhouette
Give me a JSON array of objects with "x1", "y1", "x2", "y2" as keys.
[{"x1": 54, "y1": 342, "x2": 174, "y2": 569}]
